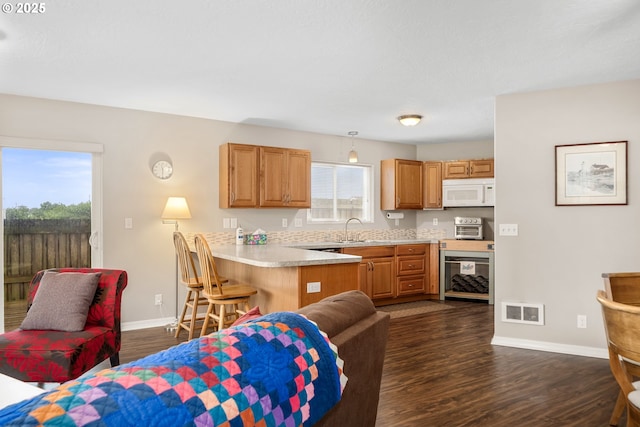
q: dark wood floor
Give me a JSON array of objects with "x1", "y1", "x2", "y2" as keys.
[{"x1": 119, "y1": 300, "x2": 622, "y2": 427}]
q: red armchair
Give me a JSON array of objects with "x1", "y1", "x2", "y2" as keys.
[{"x1": 0, "y1": 268, "x2": 127, "y2": 383}]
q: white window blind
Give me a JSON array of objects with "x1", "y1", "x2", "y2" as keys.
[{"x1": 308, "y1": 162, "x2": 372, "y2": 222}]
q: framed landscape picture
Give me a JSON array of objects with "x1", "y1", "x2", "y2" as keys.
[{"x1": 555, "y1": 141, "x2": 627, "y2": 206}]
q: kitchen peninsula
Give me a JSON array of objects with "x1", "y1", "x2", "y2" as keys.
[
  {"x1": 198, "y1": 241, "x2": 361, "y2": 313},
  {"x1": 191, "y1": 235, "x2": 441, "y2": 312}
]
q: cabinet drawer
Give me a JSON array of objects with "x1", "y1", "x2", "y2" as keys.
[
  {"x1": 397, "y1": 256, "x2": 425, "y2": 275},
  {"x1": 397, "y1": 275, "x2": 426, "y2": 295},
  {"x1": 342, "y1": 246, "x2": 395, "y2": 258},
  {"x1": 396, "y1": 244, "x2": 426, "y2": 256}
]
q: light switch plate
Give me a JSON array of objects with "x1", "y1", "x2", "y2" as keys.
[
  {"x1": 124, "y1": 217, "x2": 133, "y2": 229},
  {"x1": 499, "y1": 224, "x2": 518, "y2": 236}
]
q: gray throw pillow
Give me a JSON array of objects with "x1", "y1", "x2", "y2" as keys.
[{"x1": 20, "y1": 271, "x2": 101, "y2": 332}]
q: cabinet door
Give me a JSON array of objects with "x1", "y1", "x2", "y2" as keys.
[
  {"x1": 381, "y1": 159, "x2": 423, "y2": 210},
  {"x1": 469, "y1": 159, "x2": 494, "y2": 178},
  {"x1": 260, "y1": 147, "x2": 288, "y2": 207},
  {"x1": 285, "y1": 149, "x2": 311, "y2": 207},
  {"x1": 220, "y1": 143, "x2": 259, "y2": 208},
  {"x1": 395, "y1": 160, "x2": 423, "y2": 209},
  {"x1": 370, "y1": 257, "x2": 395, "y2": 299},
  {"x1": 423, "y1": 161, "x2": 442, "y2": 209},
  {"x1": 260, "y1": 147, "x2": 311, "y2": 207},
  {"x1": 358, "y1": 261, "x2": 372, "y2": 298},
  {"x1": 443, "y1": 161, "x2": 469, "y2": 179}
]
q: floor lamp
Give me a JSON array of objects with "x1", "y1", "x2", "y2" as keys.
[{"x1": 161, "y1": 197, "x2": 192, "y2": 331}]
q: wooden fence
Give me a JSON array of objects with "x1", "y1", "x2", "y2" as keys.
[{"x1": 3, "y1": 219, "x2": 91, "y2": 302}]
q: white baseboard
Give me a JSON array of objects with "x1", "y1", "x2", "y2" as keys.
[
  {"x1": 121, "y1": 317, "x2": 176, "y2": 332},
  {"x1": 491, "y1": 335, "x2": 608, "y2": 359}
]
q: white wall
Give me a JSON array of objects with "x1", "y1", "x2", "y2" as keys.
[
  {"x1": 0, "y1": 94, "x2": 416, "y2": 328},
  {"x1": 493, "y1": 79, "x2": 640, "y2": 357}
]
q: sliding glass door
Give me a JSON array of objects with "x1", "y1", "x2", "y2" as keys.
[{"x1": 0, "y1": 137, "x2": 103, "y2": 332}]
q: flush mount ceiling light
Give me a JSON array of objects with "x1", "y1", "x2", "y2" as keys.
[
  {"x1": 348, "y1": 131, "x2": 358, "y2": 163},
  {"x1": 398, "y1": 114, "x2": 422, "y2": 127}
]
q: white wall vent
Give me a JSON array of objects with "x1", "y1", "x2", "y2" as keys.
[{"x1": 501, "y1": 302, "x2": 544, "y2": 326}]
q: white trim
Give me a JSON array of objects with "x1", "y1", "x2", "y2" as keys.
[
  {"x1": 122, "y1": 317, "x2": 176, "y2": 332},
  {"x1": 0, "y1": 135, "x2": 103, "y2": 153},
  {"x1": 491, "y1": 335, "x2": 608, "y2": 359}
]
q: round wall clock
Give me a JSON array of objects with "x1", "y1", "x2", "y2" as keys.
[{"x1": 151, "y1": 160, "x2": 173, "y2": 180}]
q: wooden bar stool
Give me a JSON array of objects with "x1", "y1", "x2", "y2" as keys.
[
  {"x1": 173, "y1": 232, "x2": 227, "y2": 340},
  {"x1": 193, "y1": 233, "x2": 257, "y2": 334}
]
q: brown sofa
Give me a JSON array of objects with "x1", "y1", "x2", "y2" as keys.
[
  {"x1": 0, "y1": 290, "x2": 390, "y2": 426},
  {"x1": 298, "y1": 290, "x2": 391, "y2": 427}
]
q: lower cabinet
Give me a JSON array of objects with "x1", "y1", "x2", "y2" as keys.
[
  {"x1": 343, "y1": 243, "x2": 438, "y2": 303},
  {"x1": 396, "y1": 244, "x2": 427, "y2": 296},
  {"x1": 342, "y1": 246, "x2": 395, "y2": 300}
]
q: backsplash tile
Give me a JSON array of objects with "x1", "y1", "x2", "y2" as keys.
[{"x1": 187, "y1": 227, "x2": 445, "y2": 246}]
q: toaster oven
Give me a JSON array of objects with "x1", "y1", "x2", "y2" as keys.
[{"x1": 454, "y1": 217, "x2": 483, "y2": 240}]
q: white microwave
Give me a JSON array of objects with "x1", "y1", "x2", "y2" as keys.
[{"x1": 442, "y1": 178, "x2": 495, "y2": 207}]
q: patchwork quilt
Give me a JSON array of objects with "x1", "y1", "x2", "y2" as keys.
[{"x1": 0, "y1": 312, "x2": 346, "y2": 427}]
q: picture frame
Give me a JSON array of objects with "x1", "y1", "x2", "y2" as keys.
[{"x1": 555, "y1": 141, "x2": 627, "y2": 206}]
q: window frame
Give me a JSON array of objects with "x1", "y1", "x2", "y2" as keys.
[{"x1": 307, "y1": 161, "x2": 374, "y2": 224}]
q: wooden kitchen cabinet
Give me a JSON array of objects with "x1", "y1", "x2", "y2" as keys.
[
  {"x1": 260, "y1": 146, "x2": 311, "y2": 208},
  {"x1": 443, "y1": 159, "x2": 494, "y2": 179},
  {"x1": 396, "y1": 244, "x2": 427, "y2": 296},
  {"x1": 220, "y1": 143, "x2": 310, "y2": 208},
  {"x1": 219, "y1": 143, "x2": 259, "y2": 208},
  {"x1": 423, "y1": 161, "x2": 443, "y2": 209},
  {"x1": 342, "y1": 246, "x2": 396, "y2": 300},
  {"x1": 380, "y1": 159, "x2": 423, "y2": 210}
]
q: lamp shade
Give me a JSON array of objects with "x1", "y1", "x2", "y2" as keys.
[
  {"x1": 161, "y1": 197, "x2": 192, "y2": 220},
  {"x1": 398, "y1": 114, "x2": 422, "y2": 126}
]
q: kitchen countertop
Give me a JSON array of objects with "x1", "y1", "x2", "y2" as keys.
[
  {"x1": 207, "y1": 243, "x2": 361, "y2": 268},
  {"x1": 206, "y1": 239, "x2": 440, "y2": 268}
]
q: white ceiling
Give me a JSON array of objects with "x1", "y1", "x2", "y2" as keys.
[{"x1": 1, "y1": 0, "x2": 640, "y2": 145}]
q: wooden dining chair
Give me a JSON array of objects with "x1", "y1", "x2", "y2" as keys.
[
  {"x1": 193, "y1": 233, "x2": 257, "y2": 335},
  {"x1": 597, "y1": 289, "x2": 640, "y2": 427},
  {"x1": 173, "y1": 232, "x2": 227, "y2": 340},
  {"x1": 603, "y1": 273, "x2": 640, "y2": 425}
]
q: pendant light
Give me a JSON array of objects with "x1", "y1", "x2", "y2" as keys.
[{"x1": 348, "y1": 131, "x2": 358, "y2": 163}]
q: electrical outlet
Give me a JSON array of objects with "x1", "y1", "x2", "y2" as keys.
[
  {"x1": 230, "y1": 218, "x2": 238, "y2": 228},
  {"x1": 577, "y1": 314, "x2": 587, "y2": 328},
  {"x1": 306, "y1": 281, "x2": 321, "y2": 293},
  {"x1": 432, "y1": 218, "x2": 438, "y2": 226},
  {"x1": 223, "y1": 218, "x2": 230, "y2": 229},
  {"x1": 282, "y1": 218, "x2": 288, "y2": 228},
  {"x1": 154, "y1": 294, "x2": 163, "y2": 306},
  {"x1": 124, "y1": 217, "x2": 133, "y2": 229}
]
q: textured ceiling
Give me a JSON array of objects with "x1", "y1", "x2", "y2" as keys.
[{"x1": 1, "y1": 0, "x2": 639, "y2": 144}]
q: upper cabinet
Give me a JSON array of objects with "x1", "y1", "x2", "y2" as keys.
[
  {"x1": 443, "y1": 159, "x2": 494, "y2": 179},
  {"x1": 219, "y1": 143, "x2": 259, "y2": 208},
  {"x1": 381, "y1": 159, "x2": 423, "y2": 210},
  {"x1": 423, "y1": 161, "x2": 443, "y2": 209},
  {"x1": 260, "y1": 146, "x2": 311, "y2": 208},
  {"x1": 219, "y1": 143, "x2": 311, "y2": 208}
]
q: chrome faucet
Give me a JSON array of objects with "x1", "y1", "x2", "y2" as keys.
[{"x1": 344, "y1": 217, "x2": 363, "y2": 242}]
